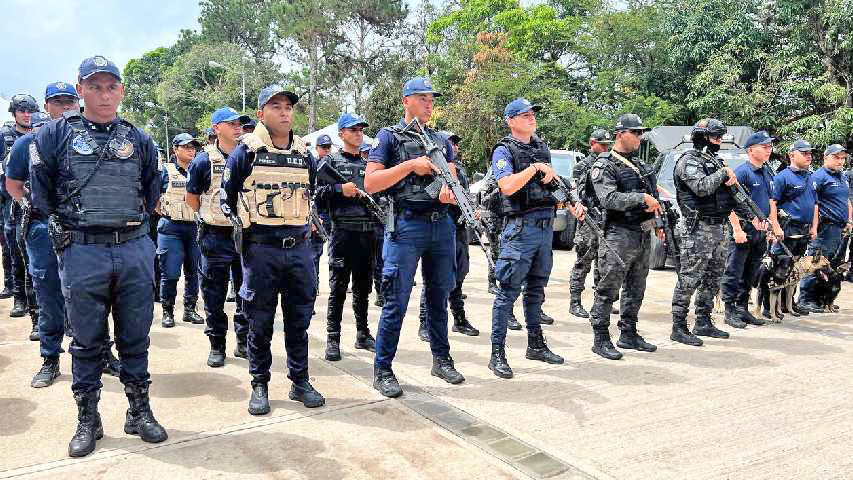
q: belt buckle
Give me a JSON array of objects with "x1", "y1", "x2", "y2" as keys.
[
  {"x1": 429, "y1": 211, "x2": 440, "y2": 222},
  {"x1": 282, "y1": 237, "x2": 297, "y2": 249},
  {"x1": 114, "y1": 231, "x2": 121, "y2": 244}
]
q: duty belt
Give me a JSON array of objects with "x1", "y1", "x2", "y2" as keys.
[
  {"x1": 700, "y1": 216, "x2": 727, "y2": 225},
  {"x1": 246, "y1": 232, "x2": 308, "y2": 249},
  {"x1": 69, "y1": 224, "x2": 148, "y2": 245},
  {"x1": 400, "y1": 209, "x2": 447, "y2": 222},
  {"x1": 333, "y1": 219, "x2": 376, "y2": 232},
  {"x1": 505, "y1": 216, "x2": 553, "y2": 228},
  {"x1": 820, "y1": 219, "x2": 846, "y2": 227}
]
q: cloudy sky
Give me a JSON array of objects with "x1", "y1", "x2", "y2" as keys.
[{"x1": 1, "y1": 1, "x2": 201, "y2": 121}]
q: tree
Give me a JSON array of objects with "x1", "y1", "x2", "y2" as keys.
[{"x1": 198, "y1": 0, "x2": 278, "y2": 62}]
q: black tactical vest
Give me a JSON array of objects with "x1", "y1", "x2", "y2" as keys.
[
  {"x1": 494, "y1": 135, "x2": 556, "y2": 216},
  {"x1": 328, "y1": 150, "x2": 370, "y2": 221},
  {"x1": 592, "y1": 152, "x2": 656, "y2": 226},
  {"x1": 387, "y1": 124, "x2": 445, "y2": 206},
  {"x1": 57, "y1": 114, "x2": 145, "y2": 229},
  {"x1": 674, "y1": 149, "x2": 736, "y2": 219}
]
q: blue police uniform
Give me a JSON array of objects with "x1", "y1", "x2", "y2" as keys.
[
  {"x1": 771, "y1": 166, "x2": 816, "y2": 257},
  {"x1": 1, "y1": 125, "x2": 31, "y2": 315},
  {"x1": 186, "y1": 142, "x2": 248, "y2": 358},
  {"x1": 799, "y1": 166, "x2": 850, "y2": 305}
]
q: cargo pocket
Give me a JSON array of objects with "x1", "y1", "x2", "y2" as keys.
[
  {"x1": 380, "y1": 265, "x2": 399, "y2": 302},
  {"x1": 495, "y1": 246, "x2": 522, "y2": 285}
]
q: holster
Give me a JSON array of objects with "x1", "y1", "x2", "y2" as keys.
[{"x1": 47, "y1": 215, "x2": 71, "y2": 254}]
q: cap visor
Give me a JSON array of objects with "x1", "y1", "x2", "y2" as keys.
[{"x1": 79, "y1": 70, "x2": 121, "y2": 82}]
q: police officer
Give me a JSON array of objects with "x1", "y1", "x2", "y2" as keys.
[
  {"x1": 669, "y1": 119, "x2": 753, "y2": 346},
  {"x1": 798, "y1": 143, "x2": 851, "y2": 312},
  {"x1": 721, "y1": 131, "x2": 775, "y2": 325},
  {"x1": 365, "y1": 77, "x2": 465, "y2": 397},
  {"x1": 586, "y1": 114, "x2": 661, "y2": 360},
  {"x1": 1, "y1": 94, "x2": 37, "y2": 319},
  {"x1": 316, "y1": 113, "x2": 378, "y2": 361},
  {"x1": 157, "y1": 133, "x2": 204, "y2": 328},
  {"x1": 31, "y1": 56, "x2": 167, "y2": 457},
  {"x1": 310, "y1": 134, "x2": 333, "y2": 294},
  {"x1": 186, "y1": 107, "x2": 250, "y2": 367},
  {"x1": 768, "y1": 140, "x2": 817, "y2": 317},
  {"x1": 569, "y1": 129, "x2": 612, "y2": 318},
  {"x1": 485, "y1": 98, "x2": 564, "y2": 379},
  {"x1": 242, "y1": 118, "x2": 257, "y2": 134},
  {"x1": 418, "y1": 131, "x2": 479, "y2": 341},
  {"x1": 222, "y1": 85, "x2": 325, "y2": 414}
]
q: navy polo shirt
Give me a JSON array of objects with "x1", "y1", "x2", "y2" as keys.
[
  {"x1": 811, "y1": 166, "x2": 850, "y2": 224},
  {"x1": 6, "y1": 133, "x2": 34, "y2": 182},
  {"x1": 734, "y1": 160, "x2": 774, "y2": 217},
  {"x1": 771, "y1": 167, "x2": 816, "y2": 224}
]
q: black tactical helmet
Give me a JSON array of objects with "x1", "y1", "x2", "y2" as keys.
[
  {"x1": 8, "y1": 94, "x2": 39, "y2": 114},
  {"x1": 691, "y1": 118, "x2": 727, "y2": 139}
]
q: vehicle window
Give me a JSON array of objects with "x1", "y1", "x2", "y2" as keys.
[{"x1": 551, "y1": 153, "x2": 573, "y2": 178}]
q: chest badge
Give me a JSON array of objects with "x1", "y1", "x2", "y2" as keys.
[
  {"x1": 111, "y1": 138, "x2": 134, "y2": 159},
  {"x1": 71, "y1": 134, "x2": 94, "y2": 155}
]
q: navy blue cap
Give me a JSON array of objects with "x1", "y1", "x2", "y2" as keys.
[
  {"x1": 172, "y1": 133, "x2": 201, "y2": 148},
  {"x1": 441, "y1": 131, "x2": 460, "y2": 143},
  {"x1": 788, "y1": 139, "x2": 813, "y2": 152},
  {"x1": 44, "y1": 81, "x2": 78, "y2": 100},
  {"x1": 211, "y1": 107, "x2": 250, "y2": 125},
  {"x1": 315, "y1": 134, "x2": 333, "y2": 146},
  {"x1": 824, "y1": 144, "x2": 847, "y2": 156},
  {"x1": 241, "y1": 118, "x2": 256, "y2": 128},
  {"x1": 360, "y1": 142, "x2": 372, "y2": 152},
  {"x1": 504, "y1": 98, "x2": 541, "y2": 119},
  {"x1": 744, "y1": 131, "x2": 774, "y2": 149},
  {"x1": 78, "y1": 56, "x2": 121, "y2": 82},
  {"x1": 258, "y1": 85, "x2": 299, "y2": 109},
  {"x1": 403, "y1": 77, "x2": 441, "y2": 97},
  {"x1": 337, "y1": 113, "x2": 368, "y2": 130}
]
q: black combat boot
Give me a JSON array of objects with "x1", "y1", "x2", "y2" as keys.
[
  {"x1": 738, "y1": 302, "x2": 766, "y2": 326},
  {"x1": 671, "y1": 320, "x2": 703, "y2": 346},
  {"x1": 591, "y1": 326, "x2": 623, "y2": 360},
  {"x1": 10, "y1": 294, "x2": 26, "y2": 317},
  {"x1": 693, "y1": 315, "x2": 729, "y2": 338},
  {"x1": 123, "y1": 383, "x2": 168, "y2": 443},
  {"x1": 248, "y1": 383, "x2": 270, "y2": 415},
  {"x1": 102, "y1": 347, "x2": 121, "y2": 377},
  {"x1": 233, "y1": 335, "x2": 248, "y2": 359},
  {"x1": 31, "y1": 356, "x2": 60, "y2": 388},
  {"x1": 569, "y1": 294, "x2": 590, "y2": 318},
  {"x1": 161, "y1": 302, "x2": 175, "y2": 328},
  {"x1": 325, "y1": 333, "x2": 341, "y2": 361},
  {"x1": 507, "y1": 311, "x2": 522, "y2": 330},
  {"x1": 28, "y1": 312, "x2": 39, "y2": 341},
  {"x1": 797, "y1": 301, "x2": 823, "y2": 314},
  {"x1": 289, "y1": 379, "x2": 325, "y2": 408},
  {"x1": 373, "y1": 367, "x2": 403, "y2": 398},
  {"x1": 431, "y1": 355, "x2": 465, "y2": 384},
  {"x1": 418, "y1": 319, "x2": 430, "y2": 342},
  {"x1": 354, "y1": 329, "x2": 376, "y2": 351},
  {"x1": 451, "y1": 310, "x2": 479, "y2": 336},
  {"x1": 617, "y1": 326, "x2": 657, "y2": 352},
  {"x1": 207, "y1": 336, "x2": 226, "y2": 367},
  {"x1": 183, "y1": 299, "x2": 204, "y2": 324},
  {"x1": 0, "y1": 285, "x2": 12, "y2": 298},
  {"x1": 526, "y1": 329, "x2": 564, "y2": 364},
  {"x1": 68, "y1": 390, "x2": 103, "y2": 458},
  {"x1": 724, "y1": 303, "x2": 747, "y2": 328},
  {"x1": 539, "y1": 311, "x2": 555, "y2": 325},
  {"x1": 488, "y1": 343, "x2": 513, "y2": 378}
]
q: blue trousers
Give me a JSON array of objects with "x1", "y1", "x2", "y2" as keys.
[
  {"x1": 26, "y1": 221, "x2": 65, "y2": 359},
  {"x1": 800, "y1": 222, "x2": 843, "y2": 303},
  {"x1": 156, "y1": 219, "x2": 199, "y2": 303},
  {"x1": 491, "y1": 215, "x2": 553, "y2": 344},
  {"x1": 721, "y1": 225, "x2": 766, "y2": 305},
  {"x1": 374, "y1": 212, "x2": 455, "y2": 370},
  {"x1": 241, "y1": 229, "x2": 315, "y2": 385},
  {"x1": 199, "y1": 229, "x2": 247, "y2": 340},
  {"x1": 60, "y1": 235, "x2": 156, "y2": 393}
]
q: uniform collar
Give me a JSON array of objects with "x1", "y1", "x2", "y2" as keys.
[{"x1": 822, "y1": 166, "x2": 842, "y2": 177}]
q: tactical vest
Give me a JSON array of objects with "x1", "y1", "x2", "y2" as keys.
[
  {"x1": 328, "y1": 151, "x2": 370, "y2": 221},
  {"x1": 160, "y1": 163, "x2": 194, "y2": 222},
  {"x1": 674, "y1": 149, "x2": 736, "y2": 219},
  {"x1": 197, "y1": 144, "x2": 248, "y2": 227},
  {"x1": 57, "y1": 113, "x2": 146, "y2": 229},
  {"x1": 386, "y1": 124, "x2": 444, "y2": 205},
  {"x1": 494, "y1": 135, "x2": 557, "y2": 216},
  {"x1": 240, "y1": 123, "x2": 310, "y2": 227},
  {"x1": 591, "y1": 152, "x2": 655, "y2": 226},
  {"x1": 1, "y1": 127, "x2": 17, "y2": 153}
]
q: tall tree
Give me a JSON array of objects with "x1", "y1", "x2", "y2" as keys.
[{"x1": 198, "y1": 0, "x2": 277, "y2": 61}]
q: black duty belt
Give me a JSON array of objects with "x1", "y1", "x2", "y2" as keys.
[
  {"x1": 246, "y1": 233, "x2": 308, "y2": 249},
  {"x1": 204, "y1": 225, "x2": 234, "y2": 236},
  {"x1": 333, "y1": 220, "x2": 376, "y2": 232},
  {"x1": 820, "y1": 219, "x2": 847, "y2": 227},
  {"x1": 70, "y1": 225, "x2": 148, "y2": 245},
  {"x1": 700, "y1": 216, "x2": 727, "y2": 225},
  {"x1": 505, "y1": 216, "x2": 553, "y2": 228},
  {"x1": 400, "y1": 209, "x2": 447, "y2": 222}
]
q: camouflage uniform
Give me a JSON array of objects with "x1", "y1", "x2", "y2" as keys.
[
  {"x1": 478, "y1": 171, "x2": 502, "y2": 291},
  {"x1": 569, "y1": 154, "x2": 600, "y2": 299}
]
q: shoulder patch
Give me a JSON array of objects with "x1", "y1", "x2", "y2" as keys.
[
  {"x1": 685, "y1": 164, "x2": 698, "y2": 175},
  {"x1": 28, "y1": 142, "x2": 41, "y2": 166},
  {"x1": 496, "y1": 158, "x2": 508, "y2": 170},
  {"x1": 590, "y1": 167, "x2": 601, "y2": 180}
]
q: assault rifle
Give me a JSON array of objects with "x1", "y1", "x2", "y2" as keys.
[
  {"x1": 402, "y1": 118, "x2": 494, "y2": 270},
  {"x1": 309, "y1": 196, "x2": 328, "y2": 242},
  {"x1": 315, "y1": 159, "x2": 386, "y2": 225}
]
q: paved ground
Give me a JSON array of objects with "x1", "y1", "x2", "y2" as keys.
[{"x1": 2, "y1": 245, "x2": 853, "y2": 479}]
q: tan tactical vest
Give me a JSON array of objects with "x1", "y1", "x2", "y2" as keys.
[
  {"x1": 160, "y1": 163, "x2": 194, "y2": 222},
  {"x1": 239, "y1": 122, "x2": 310, "y2": 227},
  {"x1": 198, "y1": 144, "x2": 249, "y2": 227}
]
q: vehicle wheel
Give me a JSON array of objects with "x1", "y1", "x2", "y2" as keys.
[{"x1": 649, "y1": 230, "x2": 667, "y2": 270}]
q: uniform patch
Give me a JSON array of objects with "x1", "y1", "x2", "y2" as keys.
[
  {"x1": 223, "y1": 167, "x2": 231, "y2": 183},
  {"x1": 93, "y1": 56, "x2": 108, "y2": 66},
  {"x1": 113, "y1": 140, "x2": 134, "y2": 159},
  {"x1": 71, "y1": 134, "x2": 94, "y2": 155},
  {"x1": 496, "y1": 158, "x2": 507, "y2": 170},
  {"x1": 28, "y1": 142, "x2": 41, "y2": 166},
  {"x1": 686, "y1": 165, "x2": 698, "y2": 175},
  {"x1": 590, "y1": 167, "x2": 600, "y2": 180}
]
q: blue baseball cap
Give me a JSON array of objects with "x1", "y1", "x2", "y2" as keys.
[
  {"x1": 824, "y1": 144, "x2": 847, "y2": 156},
  {"x1": 338, "y1": 113, "x2": 368, "y2": 130},
  {"x1": 403, "y1": 77, "x2": 441, "y2": 97},
  {"x1": 44, "y1": 81, "x2": 78, "y2": 100},
  {"x1": 78, "y1": 56, "x2": 121, "y2": 82},
  {"x1": 504, "y1": 98, "x2": 541, "y2": 119},
  {"x1": 211, "y1": 107, "x2": 250, "y2": 125},
  {"x1": 788, "y1": 139, "x2": 813, "y2": 152},
  {"x1": 172, "y1": 133, "x2": 201, "y2": 148},
  {"x1": 258, "y1": 85, "x2": 299, "y2": 109},
  {"x1": 205, "y1": 127, "x2": 215, "y2": 137},
  {"x1": 316, "y1": 134, "x2": 332, "y2": 146},
  {"x1": 744, "y1": 131, "x2": 774, "y2": 149},
  {"x1": 360, "y1": 142, "x2": 372, "y2": 152}
]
